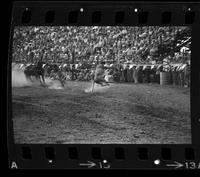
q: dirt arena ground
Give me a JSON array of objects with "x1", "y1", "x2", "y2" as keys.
[{"x1": 12, "y1": 81, "x2": 191, "y2": 144}]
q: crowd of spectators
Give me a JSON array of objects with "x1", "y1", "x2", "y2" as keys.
[
  {"x1": 12, "y1": 26, "x2": 190, "y2": 65},
  {"x1": 12, "y1": 26, "x2": 191, "y2": 86}
]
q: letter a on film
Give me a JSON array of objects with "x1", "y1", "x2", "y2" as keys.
[{"x1": 11, "y1": 161, "x2": 18, "y2": 169}]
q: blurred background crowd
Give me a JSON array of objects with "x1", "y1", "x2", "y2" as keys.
[{"x1": 12, "y1": 26, "x2": 191, "y2": 87}]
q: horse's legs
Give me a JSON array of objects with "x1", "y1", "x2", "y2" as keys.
[
  {"x1": 41, "y1": 74, "x2": 45, "y2": 84},
  {"x1": 35, "y1": 75, "x2": 42, "y2": 84},
  {"x1": 91, "y1": 80, "x2": 95, "y2": 92},
  {"x1": 59, "y1": 76, "x2": 65, "y2": 87},
  {"x1": 25, "y1": 75, "x2": 29, "y2": 81},
  {"x1": 39, "y1": 75, "x2": 45, "y2": 86},
  {"x1": 61, "y1": 80, "x2": 65, "y2": 87},
  {"x1": 30, "y1": 76, "x2": 34, "y2": 82},
  {"x1": 39, "y1": 76, "x2": 43, "y2": 84},
  {"x1": 25, "y1": 74, "x2": 32, "y2": 82}
]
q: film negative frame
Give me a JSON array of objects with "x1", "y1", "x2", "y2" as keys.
[{"x1": 7, "y1": 1, "x2": 200, "y2": 170}]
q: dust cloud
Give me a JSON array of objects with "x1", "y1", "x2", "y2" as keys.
[
  {"x1": 84, "y1": 82, "x2": 112, "y2": 93},
  {"x1": 45, "y1": 78, "x2": 64, "y2": 89},
  {"x1": 12, "y1": 64, "x2": 31, "y2": 87},
  {"x1": 12, "y1": 63, "x2": 64, "y2": 89}
]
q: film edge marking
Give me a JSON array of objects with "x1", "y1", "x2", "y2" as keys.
[
  {"x1": 11, "y1": 161, "x2": 18, "y2": 169},
  {"x1": 79, "y1": 160, "x2": 96, "y2": 168},
  {"x1": 166, "y1": 161, "x2": 200, "y2": 169},
  {"x1": 79, "y1": 160, "x2": 111, "y2": 169}
]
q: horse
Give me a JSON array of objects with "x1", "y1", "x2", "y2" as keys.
[
  {"x1": 44, "y1": 63, "x2": 66, "y2": 87},
  {"x1": 24, "y1": 61, "x2": 46, "y2": 85}
]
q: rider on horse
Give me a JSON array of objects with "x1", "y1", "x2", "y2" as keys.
[{"x1": 24, "y1": 55, "x2": 46, "y2": 85}]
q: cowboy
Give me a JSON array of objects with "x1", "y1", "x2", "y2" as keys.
[{"x1": 94, "y1": 61, "x2": 109, "y2": 86}]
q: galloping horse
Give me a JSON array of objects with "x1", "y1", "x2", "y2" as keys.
[
  {"x1": 43, "y1": 63, "x2": 66, "y2": 87},
  {"x1": 24, "y1": 61, "x2": 46, "y2": 85}
]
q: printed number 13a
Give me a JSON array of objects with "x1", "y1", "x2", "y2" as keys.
[{"x1": 185, "y1": 162, "x2": 200, "y2": 169}]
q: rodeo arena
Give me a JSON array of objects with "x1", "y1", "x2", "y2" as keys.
[{"x1": 12, "y1": 26, "x2": 191, "y2": 144}]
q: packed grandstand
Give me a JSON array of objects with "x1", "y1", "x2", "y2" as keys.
[{"x1": 12, "y1": 26, "x2": 191, "y2": 86}]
